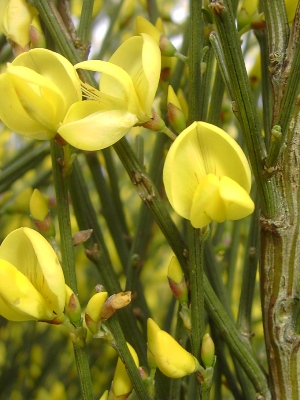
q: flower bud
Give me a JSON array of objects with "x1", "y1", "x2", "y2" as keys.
[
  {"x1": 167, "y1": 256, "x2": 188, "y2": 304},
  {"x1": 73, "y1": 229, "x2": 93, "y2": 246},
  {"x1": 167, "y1": 86, "x2": 186, "y2": 134},
  {"x1": 141, "y1": 112, "x2": 166, "y2": 132},
  {"x1": 29, "y1": 15, "x2": 46, "y2": 48},
  {"x1": 85, "y1": 291, "x2": 108, "y2": 334},
  {"x1": 201, "y1": 333, "x2": 216, "y2": 368},
  {"x1": 65, "y1": 285, "x2": 82, "y2": 325}
]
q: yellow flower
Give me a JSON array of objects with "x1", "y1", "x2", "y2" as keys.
[
  {"x1": 0, "y1": 48, "x2": 82, "y2": 140},
  {"x1": 112, "y1": 343, "x2": 139, "y2": 396},
  {"x1": 58, "y1": 33, "x2": 161, "y2": 151},
  {"x1": 0, "y1": 0, "x2": 39, "y2": 50},
  {"x1": 0, "y1": 227, "x2": 65, "y2": 322},
  {"x1": 147, "y1": 318, "x2": 198, "y2": 378},
  {"x1": 163, "y1": 121, "x2": 254, "y2": 228}
]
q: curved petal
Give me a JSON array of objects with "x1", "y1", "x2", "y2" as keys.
[
  {"x1": 154, "y1": 330, "x2": 197, "y2": 378},
  {"x1": 0, "y1": 227, "x2": 65, "y2": 317},
  {"x1": 13, "y1": 48, "x2": 82, "y2": 108},
  {"x1": 104, "y1": 34, "x2": 160, "y2": 117},
  {"x1": 219, "y1": 176, "x2": 255, "y2": 220},
  {"x1": 59, "y1": 105, "x2": 138, "y2": 151},
  {"x1": 8, "y1": 67, "x2": 63, "y2": 131},
  {"x1": 0, "y1": 73, "x2": 50, "y2": 139},
  {"x1": 190, "y1": 174, "x2": 223, "y2": 228},
  {"x1": 113, "y1": 343, "x2": 139, "y2": 396},
  {"x1": 140, "y1": 33, "x2": 161, "y2": 115},
  {"x1": 0, "y1": 259, "x2": 53, "y2": 321},
  {"x1": 163, "y1": 121, "x2": 252, "y2": 219}
]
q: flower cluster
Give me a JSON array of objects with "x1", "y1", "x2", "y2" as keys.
[{"x1": 0, "y1": 32, "x2": 161, "y2": 151}]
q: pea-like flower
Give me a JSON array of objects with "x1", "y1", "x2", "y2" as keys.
[
  {"x1": 163, "y1": 121, "x2": 254, "y2": 228},
  {"x1": 0, "y1": 227, "x2": 66, "y2": 322},
  {"x1": 0, "y1": 48, "x2": 82, "y2": 140},
  {"x1": 147, "y1": 318, "x2": 199, "y2": 378},
  {"x1": 58, "y1": 33, "x2": 161, "y2": 151}
]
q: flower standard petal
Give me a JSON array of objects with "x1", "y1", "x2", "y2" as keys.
[
  {"x1": 0, "y1": 227, "x2": 65, "y2": 318},
  {"x1": 0, "y1": 259, "x2": 53, "y2": 321},
  {"x1": 103, "y1": 34, "x2": 161, "y2": 118},
  {"x1": 13, "y1": 48, "x2": 82, "y2": 109},
  {"x1": 59, "y1": 102, "x2": 138, "y2": 151}
]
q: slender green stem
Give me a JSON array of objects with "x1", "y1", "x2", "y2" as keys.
[
  {"x1": 85, "y1": 152, "x2": 130, "y2": 271},
  {"x1": 188, "y1": 0, "x2": 203, "y2": 123},
  {"x1": 50, "y1": 141, "x2": 94, "y2": 400},
  {"x1": 188, "y1": 225, "x2": 206, "y2": 399},
  {"x1": 77, "y1": 0, "x2": 94, "y2": 43},
  {"x1": 50, "y1": 140, "x2": 77, "y2": 292},
  {"x1": 106, "y1": 315, "x2": 151, "y2": 400}
]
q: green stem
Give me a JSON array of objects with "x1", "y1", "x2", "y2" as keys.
[
  {"x1": 50, "y1": 140, "x2": 77, "y2": 292},
  {"x1": 50, "y1": 141, "x2": 94, "y2": 400},
  {"x1": 77, "y1": 0, "x2": 94, "y2": 43},
  {"x1": 106, "y1": 316, "x2": 151, "y2": 400},
  {"x1": 188, "y1": 225, "x2": 206, "y2": 396},
  {"x1": 188, "y1": 0, "x2": 203, "y2": 123}
]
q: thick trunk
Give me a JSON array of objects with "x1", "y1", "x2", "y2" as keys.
[{"x1": 260, "y1": 114, "x2": 300, "y2": 399}]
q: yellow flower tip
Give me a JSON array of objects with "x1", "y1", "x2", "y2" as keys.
[
  {"x1": 135, "y1": 16, "x2": 161, "y2": 44},
  {"x1": 147, "y1": 319, "x2": 198, "y2": 378},
  {"x1": 112, "y1": 343, "x2": 139, "y2": 397},
  {"x1": 167, "y1": 256, "x2": 183, "y2": 284},
  {"x1": 99, "y1": 390, "x2": 108, "y2": 400},
  {"x1": 167, "y1": 86, "x2": 182, "y2": 110},
  {"x1": 85, "y1": 291, "x2": 108, "y2": 334},
  {"x1": 201, "y1": 333, "x2": 216, "y2": 368},
  {"x1": 65, "y1": 284, "x2": 81, "y2": 325},
  {"x1": 0, "y1": 227, "x2": 65, "y2": 322},
  {"x1": 285, "y1": 0, "x2": 298, "y2": 23},
  {"x1": 30, "y1": 188, "x2": 49, "y2": 221},
  {"x1": 167, "y1": 256, "x2": 188, "y2": 304},
  {"x1": 163, "y1": 121, "x2": 254, "y2": 228},
  {"x1": 101, "y1": 291, "x2": 132, "y2": 320}
]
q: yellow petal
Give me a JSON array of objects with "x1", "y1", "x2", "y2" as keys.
[
  {"x1": 147, "y1": 318, "x2": 197, "y2": 378},
  {"x1": 1, "y1": 0, "x2": 37, "y2": 48},
  {"x1": 167, "y1": 85, "x2": 182, "y2": 110},
  {"x1": 8, "y1": 66, "x2": 64, "y2": 131},
  {"x1": 14, "y1": 49, "x2": 82, "y2": 108},
  {"x1": 190, "y1": 174, "x2": 254, "y2": 228},
  {"x1": 163, "y1": 121, "x2": 252, "y2": 220},
  {"x1": 0, "y1": 73, "x2": 49, "y2": 139},
  {"x1": 135, "y1": 16, "x2": 161, "y2": 43},
  {"x1": 219, "y1": 176, "x2": 255, "y2": 220},
  {"x1": 102, "y1": 34, "x2": 161, "y2": 118},
  {"x1": 59, "y1": 103, "x2": 138, "y2": 151},
  {"x1": 0, "y1": 227, "x2": 65, "y2": 317},
  {"x1": 0, "y1": 259, "x2": 53, "y2": 321},
  {"x1": 113, "y1": 343, "x2": 139, "y2": 396}
]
